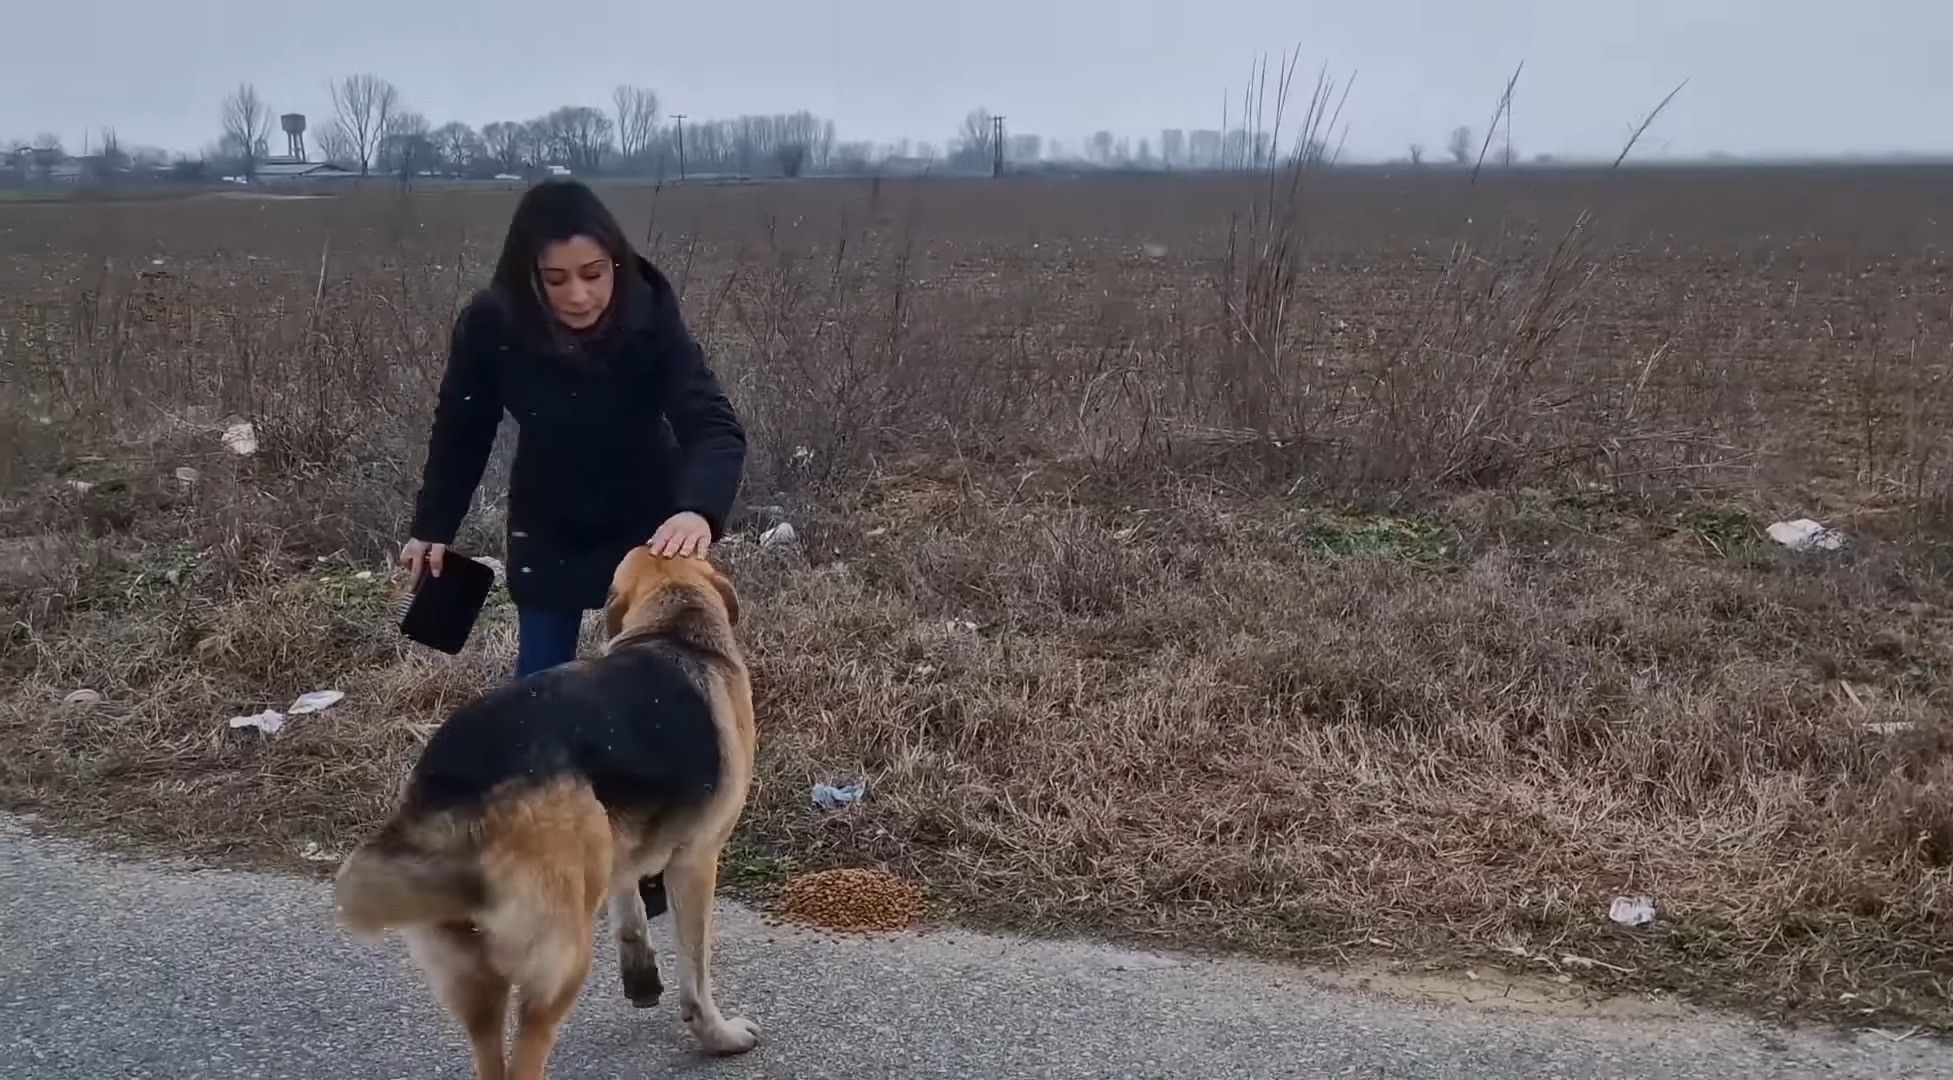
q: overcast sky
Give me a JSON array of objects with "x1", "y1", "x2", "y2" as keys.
[{"x1": 4, "y1": 0, "x2": 1947, "y2": 161}]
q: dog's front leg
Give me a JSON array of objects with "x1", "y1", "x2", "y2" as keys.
[
  {"x1": 666, "y1": 848, "x2": 760, "y2": 1055},
  {"x1": 607, "y1": 883, "x2": 664, "y2": 1008}
]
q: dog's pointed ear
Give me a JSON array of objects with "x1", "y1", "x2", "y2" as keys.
[{"x1": 706, "y1": 565, "x2": 740, "y2": 626}]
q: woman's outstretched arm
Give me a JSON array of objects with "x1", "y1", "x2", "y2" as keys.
[{"x1": 654, "y1": 291, "x2": 747, "y2": 541}]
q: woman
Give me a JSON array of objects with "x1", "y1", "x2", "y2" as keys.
[{"x1": 401, "y1": 178, "x2": 747, "y2": 680}]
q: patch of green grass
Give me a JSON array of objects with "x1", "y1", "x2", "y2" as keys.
[
  {"x1": 1675, "y1": 504, "x2": 1759, "y2": 557},
  {"x1": 120, "y1": 544, "x2": 202, "y2": 600},
  {"x1": 306, "y1": 565, "x2": 395, "y2": 614},
  {"x1": 1303, "y1": 513, "x2": 1453, "y2": 565},
  {"x1": 1541, "y1": 487, "x2": 1647, "y2": 530},
  {"x1": 723, "y1": 837, "x2": 790, "y2": 893}
]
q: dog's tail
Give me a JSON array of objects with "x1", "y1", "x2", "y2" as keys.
[{"x1": 332, "y1": 818, "x2": 486, "y2": 939}]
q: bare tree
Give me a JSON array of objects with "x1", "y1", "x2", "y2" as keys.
[
  {"x1": 1446, "y1": 125, "x2": 1472, "y2": 165},
  {"x1": 86, "y1": 127, "x2": 129, "y2": 179},
  {"x1": 543, "y1": 106, "x2": 614, "y2": 172},
  {"x1": 316, "y1": 123, "x2": 355, "y2": 168},
  {"x1": 612, "y1": 85, "x2": 659, "y2": 164},
  {"x1": 430, "y1": 122, "x2": 485, "y2": 175},
  {"x1": 329, "y1": 73, "x2": 400, "y2": 177},
  {"x1": 1160, "y1": 128, "x2": 1185, "y2": 167},
  {"x1": 25, "y1": 135, "x2": 63, "y2": 182},
  {"x1": 643, "y1": 111, "x2": 839, "y2": 178},
  {"x1": 380, "y1": 111, "x2": 432, "y2": 177},
  {"x1": 1408, "y1": 142, "x2": 1425, "y2": 165},
  {"x1": 957, "y1": 108, "x2": 995, "y2": 162},
  {"x1": 481, "y1": 121, "x2": 531, "y2": 174},
  {"x1": 810, "y1": 116, "x2": 837, "y2": 171},
  {"x1": 220, "y1": 83, "x2": 275, "y2": 178}
]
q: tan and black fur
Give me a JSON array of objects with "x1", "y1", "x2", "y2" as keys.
[{"x1": 333, "y1": 548, "x2": 758, "y2": 1080}]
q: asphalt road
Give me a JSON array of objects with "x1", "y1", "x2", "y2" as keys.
[{"x1": 0, "y1": 816, "x2": 1943, "y2": 1079}]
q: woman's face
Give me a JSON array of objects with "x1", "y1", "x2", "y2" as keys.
[{"x1": 537, "y1": 234, "x2": 614, "y2": 330}]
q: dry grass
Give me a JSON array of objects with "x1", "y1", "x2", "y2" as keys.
[{"x1": 2, "y1": 166, "x2": 1951, "y2": 1033}]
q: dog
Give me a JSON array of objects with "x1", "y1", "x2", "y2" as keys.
[{"x1": 333, "y1": 547, "x2": 759, "y2": 1079}]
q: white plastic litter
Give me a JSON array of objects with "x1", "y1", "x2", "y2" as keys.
[
  {"x1": 811, "y1": 782, "x2": 865, "y2": 808},
  {"x1": 295, "y1": 839, "x2": 340, "y2": 862},
  {"x1": 174, "y1": 466, "x2": 200, "y2": 484},
  {"x1": 220, "y1": 420, "x2": 259, "y2": 456},
  {"x1": 227, "y1": 690, "x2": 343, "y2": 737},
  {"x1": 760, "y1": 523, "x2": 798, "y2": 547},
  {"x1": 63, "y1": 689, "x2": 102, "y2": 707},
  {"x1": 288, "y1": 690, "x2": 344, "y2": 715},
  {"x1": 228, "y1": 709, "x2": 286, "y2": 736},
  {"x1": 1767, "y1": 518, "x2": 1846, "y2": 553},
  {"x1": 1608, "y1": 896, "x2": 1657, "y2": 928}
]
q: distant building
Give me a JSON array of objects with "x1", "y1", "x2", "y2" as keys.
[{"x1": 254, "y1": 160, "x2": 358, "y2": 182}]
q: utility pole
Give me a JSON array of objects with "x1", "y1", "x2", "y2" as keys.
[
  {"x1": 992, "y1": 114, "x2": 1006, "y2": 178},
  {"x1": 672, "y1": 114, "x2": 687, "y2": 180}
]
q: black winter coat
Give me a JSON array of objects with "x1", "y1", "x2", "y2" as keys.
[{"x1": 409, "y1": 256, "x2": 746, "y2": 611}]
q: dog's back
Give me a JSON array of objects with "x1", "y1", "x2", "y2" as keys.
[
  {"x1": 411, "y1": 642, "x2": 724, "y2": 822},
  {"x1": 335, "y1": 639, "x2": 726, "y2": 934}
]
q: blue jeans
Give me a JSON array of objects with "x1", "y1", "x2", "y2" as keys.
[{"x1": 514, "y1": 607, "x2": 583, "y2": 680}]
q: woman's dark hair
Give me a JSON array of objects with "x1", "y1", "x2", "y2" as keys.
[{"x1": 489, "y1": 178, "x2": 638, "y2": 352}]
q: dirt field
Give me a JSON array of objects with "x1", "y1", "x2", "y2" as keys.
[{"x1": 2, "y1": 166, "x2": 1950, "y2": 1031}]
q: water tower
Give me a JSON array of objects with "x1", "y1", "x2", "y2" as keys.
[{"x1": 280, "y1": 113, "x2": 307, "y2": 162}]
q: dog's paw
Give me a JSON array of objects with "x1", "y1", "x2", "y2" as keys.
[
  {"x1": 692, "y1": 1014, "x2": 760, "y2": 1056},
  {"x1": 620, "y1": 959, "x2": 663, "y2": 1008}
]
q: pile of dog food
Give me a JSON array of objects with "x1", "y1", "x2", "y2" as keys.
[{"x1": 773, "y1": 867, "x2": 925, "y2": 934}]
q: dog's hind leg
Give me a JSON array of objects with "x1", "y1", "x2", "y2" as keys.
[
  {"x1": 504, "y1": 929, "x2": 591, "y2": 1080},
  {"x1": 608, "y1": 883, "x2": 663, "y2": 1008},
  {"x1": 666, "y1": 846, "x2": 760, "y2": 1056},
  {"x1": 405, "y1": 925, "x2": 511, "y2": 1080}
]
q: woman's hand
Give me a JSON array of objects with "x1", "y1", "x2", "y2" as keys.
[
  {"x1": 400, "y1": 538, "x2": 447, "y2": 580},
  {"x1": 647, "y1": 512, "x2": 712, "y2": 559}
]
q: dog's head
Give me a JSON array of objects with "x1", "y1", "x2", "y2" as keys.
[{"x1": 603, "y1": 547, "x2": 740, "y2": 645}]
